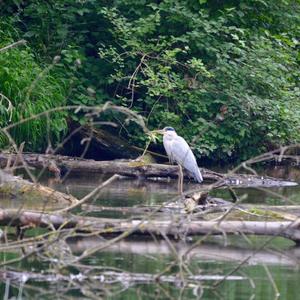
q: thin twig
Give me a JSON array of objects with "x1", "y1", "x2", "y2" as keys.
[{"x1": 0, "y1": 40, "x2": 27, "y2": 53}]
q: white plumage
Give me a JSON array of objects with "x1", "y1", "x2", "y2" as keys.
[{"x1": 161, "y1": 127, "x2": 203, "y2": 183}]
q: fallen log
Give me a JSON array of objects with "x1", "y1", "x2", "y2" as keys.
[
  {"x1": 1, "y1": 209, "x2": 300, "y2": 242},
  {"x1": 0, "y1": 152, "x2": 297, "y2": 186},
  {"x1": 0, "y1": 171, "x2": 77, "y2": 210},
  {"x1": 0, "y1": 152, "x2": 222, "y2": 181}
]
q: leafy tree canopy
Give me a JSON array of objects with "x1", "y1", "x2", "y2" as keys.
[{"x1": 0, "y1": 0, "x2": 299, "y2": 161}]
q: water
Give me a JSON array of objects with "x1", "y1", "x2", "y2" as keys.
[{"x1": 0, "y1": 165, "x2": 300, "y2": 299}]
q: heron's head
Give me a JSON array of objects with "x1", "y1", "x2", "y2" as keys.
[
  {"x1": 152, "y1": 127, "x2": 177, "y2": 135},
  {"x1": 163, "y1": 127, "x2": 175, "y2": 132}
]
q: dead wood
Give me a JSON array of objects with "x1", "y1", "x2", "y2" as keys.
[
  {"x1": 0, "y1": 152, "x2": 222, "y2": 181},
  {"x1": 0, "y1": 170, "x2": 77, "y2": 209},
  {"x1": 81, "y1": 202, "x2": 300, "y2": 223},
  {"x1": 1, "y1": 208, "x2": 300, "y2": 242},
  {"x1": 0, "y1": 152, "x2": 297, "y2": 186},
  {"x1": 246, "y1": 205, "x2": 300, "y2": 215},
  {"x1": 0, "y1": 268, "x2": 244, "y2": 285},
  {"x1": 81, "y1": 196, "x2": 229, "y2": 215}
]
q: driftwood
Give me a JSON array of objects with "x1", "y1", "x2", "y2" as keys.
[
  {"x1": 1, "y1": 209, "x2": 300, "y2": 242},
  {"x1": 0, "y1": 171, "x2": 77, "y2": 209},
  {"x1": 81, "y1": 196, "x2": 228, "y2": 216},
  {"x1": 0, "y1": 152, "x2": 297, "y2": 186},
  {"x1": 0, "y1": 269, "x2": 245, "y2": 285},
  {"x1": 81, "y1": 203, "x2": 300, "y2": 219}
]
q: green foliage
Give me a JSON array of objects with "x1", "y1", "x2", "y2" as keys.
[
  {"x1": 1, "y1": 0, "x2": 299, "y2": 161},
  {"x1": 97, "y1": 0, "x2": 300, "y2": 160},
  {"x1": 0, "y1": 19, "x2": 68, "y2": 151}
]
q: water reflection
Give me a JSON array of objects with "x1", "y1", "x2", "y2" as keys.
[
  {"x1": 38, "y1": 166, "x2": 300, "y2": 207},
  {"x1": 67, "y1": 236, "x2": 300, "y2": 267},
  {"x1": 49, "y1": 174, "x2": 179, "y2": 202}
]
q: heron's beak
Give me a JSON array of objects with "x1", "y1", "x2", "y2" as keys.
[
  {"x1": 151, "y1": 129, "x2": 164, "y2": 135},
  {"x1": 146, "y1": 129, "x2": 164, "y2": 144}
]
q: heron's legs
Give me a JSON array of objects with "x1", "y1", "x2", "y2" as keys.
[{"x1": 177, "y1": 164, "x2": 184, "y2": 195}]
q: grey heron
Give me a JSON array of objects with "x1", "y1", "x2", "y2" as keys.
[{"x1": 154, "y1": 127, "x2": 203, "y2": 191}]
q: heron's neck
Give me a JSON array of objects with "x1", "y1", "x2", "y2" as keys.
[{"x1": 164, "y1": 131, "x2": 177, "y2": 140}]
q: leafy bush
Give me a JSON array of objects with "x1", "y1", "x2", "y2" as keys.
[
  {"x1": 97, "y1": 0, "x2": 300, "y2": 160},
  {"x1": 0, "y1": 19, "x2": 68, "y2": 151},
  {"x1": 1, "y1": 0, "x2": 299, "y2": 161}
]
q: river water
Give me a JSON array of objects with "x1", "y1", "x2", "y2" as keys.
[{"x1": 0, "y1": 165, "x2": 300, "y2": 299}]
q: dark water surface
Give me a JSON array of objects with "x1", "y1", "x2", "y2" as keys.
[{"x1": 1, "y1": 165, "x2": 300, "y2": 299}]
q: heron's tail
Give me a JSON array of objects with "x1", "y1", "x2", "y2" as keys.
[{"x1": 194, "y1": 168, "x2": 203, "y2": 183}]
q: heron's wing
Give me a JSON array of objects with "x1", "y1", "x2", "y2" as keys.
[
  {"x1": 170, "y1": 136, "x2": 194, "y2": 166},
  {"x1": 170, "y1": 136, "x2": 203, "y2": 182}
]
